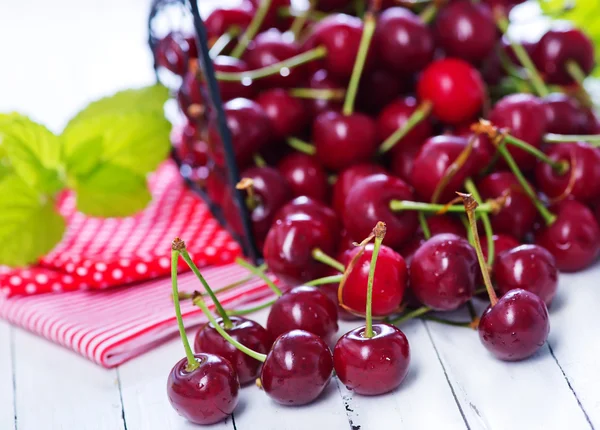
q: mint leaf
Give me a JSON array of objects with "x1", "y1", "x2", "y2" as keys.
[{"x1": 0, "y1": 174, "x2": 65, "y2": 267}]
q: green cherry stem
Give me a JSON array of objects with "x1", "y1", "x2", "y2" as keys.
[
  {"x1": 503, "y1": 133, "x2": 569, "y2": 174},
  {"x1": 365, "y1": 221, "x2": 386, "y2": 338},
  {"x1": 235, "y1": 257, "x2": 282, "y2": 296},
  {"x1": 289, "y1": 87, "x2": 346, "y2": 100},
  {"x1": 226, "y1": 299, "x2": 276, "y2": 316},
  {"x1": 171, "y1": 239, "x2": 199, "y2": 372},
  {"x1": 418, "y1": 212, "x2": 431, "y2": 240},
  {"x1": 209, "y1": 27, "x2": 241, "y2": 59},
  {"x1": 286, "y1": 136, "x2": 316, "y2": 155},
  {"x1": 419, "y1": 2, "x2": 440, "y2": 24},
  {"x1": 566, "y1": 60, "x2": 587, "y2": 86},
  {"x1": 289, "y1": 0, "x2": 315, "y2": 40},
  {"x1": 192, "y1": 293, "x2": 267, "y2": 362},
  {"x1": 544, "y1": 133, "x2": 600, "y2": 145},
  {"x1": 176, "y1": 265, "x2": 267, "y2": 301},
  {"x1": 230, "y1": 0, "x2": 272, "y2": 58},
  {"x1": 389, "y1": 200, "x2": 497, "y2": 214},
  {"x1": 312, "y1": 248, "x2": 345, "y2": 273},
  {"x1": 378, "y1": 101, "x2": 432, "y2": 154},
  {"x1": 460, "y1": 215, "x2": 475, "y2": 246},
  {"x1": 305, "y1": 274, "x2": 344, "y2": 286},
  {"x1": 388, "y1": 306, "x2": 431, "y2": 325},
  {"x1": 465, "y1": 178, "x2": 494, "y2": 267},
  {"x1": 254, "y1": 153, "x2": 267, "y2": 167}
]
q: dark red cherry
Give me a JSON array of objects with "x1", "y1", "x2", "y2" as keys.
[
  {"x1": 390, "y1": 143, "x2": 421, "y2": 182},
  {"x1": 155, "y1": 32, "x2": 192, "y2": 76},
  {"x1": 194, "y1": 317, "x2": 271, "y2": 385},
  {"x1": 477, "y1": 172, "x2": 537, "y2": 239},
  {"x1": 533, "y1": 27, "x2": 595, "y2": 85},
  {"x1": 178, "y1": 66, "x2": 203, "y2": 117},
  {"x1": 277, "y1": 153, "x2": 329, "y2": 202},
  {"x1": 410, "y1": 233, "x2": 477, "y2": 311},
  {"x1": 274, "y1": 196, "x2": 341, "y2": 240},
  {"x1": 313, "y1": 111, "x2": 379, "y2": 171},
  {"x1": 357, "y1": 68, "x2": 411, "y2": 114},
  {"x1": 332, "y1": 163, "x2": 387, "y2": 215},
  {"x1": 478, "y1": 289, "x2": 550, "y2": 361},
  {"x1": 339, "y1": 244, "x2": 407, "y2": 316},
  {"x1": 334, "y1": 323, "x2": 410, "y2": 395},
  {"x1": 535, "y1": 199, "x2": 600, "y2": 272},
  {"x1": 343, "y1": 173, "x2": 418, "y2": 249},
  {"x1": 257, "y1": 88, "x2": 308, "y2": 140},
  {"x1": 205, "y1": 4, "x2": 254, "y2": 41},
  {"x1": 175, "y1": 122, "x2": 208, "y2": 168},
  {"x1": 212, "y1": 56, "x2": 256, "y2": 101},
  {"x1": 376, "y1": 96, "x2": 432, "y2": 149},
  {"x1": 248, "y1": 0, "x2": 291, "y2": 31},
  {"x1": 535, "y1": 142, "x2": 600, "y2": 203},
  {"x1": 316, "y1": 0, "x2": 350, "y2": 12},
  {"x1": 500, "y1": 35, "x2": 538, "y2": 68},
  {"x1": 488, "y1": 93, "x2": 547, "y2": 171},
  {"x1": 205, "y1": 167, "x2": 227, "y2": 207},
  {"x1": 481, "y1": 234, "x2": 520, "y2": 262},
  {"x1": 494, "y1": 245, "x2": 558, "y2": 306},
  {"x1": 260, "y1": 330, "x2": 333, "y2": 405},
  {"x1": 375, "y1": 7, "x2": 434, "y2": 74},
  {"x1": 304, "y1": 69, "x2": 344, "y2": 118},
  {"x1": 417, "y1": 58, "x2": 485, "y2": 124},
  {"x1": 399, "y1": 215, "x2": 466, "y2": 262},
  {"x1": 434, "y1": 1, "x2": 497, "y2": 64},
  {"x1": 543, "y1": 93, "x2": 588, "y2": 135},
  {"x1": 267, "y1": 286, "x2": 339, "y2": 342},
  {"x1": 167, "y1": 354, "x2": 239, "y2": 425}
]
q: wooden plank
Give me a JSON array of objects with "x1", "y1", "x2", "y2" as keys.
[
  {"x1": 0, "y1": 321, "x2": 15, "y2": 430},
  {"x1": 13, "y1": 328, "x2": 126, "y2": 430}
]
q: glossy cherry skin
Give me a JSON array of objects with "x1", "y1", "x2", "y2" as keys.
[
  {"x1": 339, "y1": 244, "x2": 407, "y2": 316},
  {"x1": 478, "y1": 289, "x2": 550, "y2": 361},
  {"x1": 533, "y1": 27, "x2": 595, "y2": 86},
  {"x1": 375, "y1": 7, "x2": 434, "y2": 74},
  {"x1": 260, "y1": 330, "x2": 333, "y2": 405},
  {"x1": 543, "y1": 93, "x2": 588, "y2": 135},
  {"x1": 313, "y1": 111, "x2": 379, "y2": 171},
  {"x1": 263, "y1": 217, "x2": 337, "y2": 286},
  {"x1": 205, "y1": 4, "x2": 254, "y2": 41},
  {"x1": 274, "y1": 196, "x2": 341, "y2": 241},
  {"x1": 477, "y1": 172, "x2": 537, "y2": 240},
  {"x1": 493, "y1": 245, "x2": 558, "y2": 306},
  {"x1": 535, "y1": 199, "x2": 600, "y2": 272},
  {"x1": 488, "y1": 93, "x2": 547, "y2": 171},
  {"x1": 399, "y1": 215, "x2": 465, "y2": 263},
  {"x1": 267, "y1": 286, "x2": 339, "y2": 342},
  {"x1": 194, "y1": 317, "x2": 271, "y2": 385},
  {"x1": 334, "y1": 323, "x2": 410, "y2": 395},
  {"x1": 332, "y1": 163, "x2": 387, "y2": 215},
  {"x1": 434, "y1": 1, "x2": 496, "y2": 64},
  {"x1": 343, "y1": 173, "x2": 418, "y2": 249},
  {"x1": 167, "y1": 354, "x2": 239, "y2": 425},
  {"x1": 410, "y1": 234, "x2": 477, "y2": 311},
  {"x1": 277, "y1": 153, "x2": 329, "y2": 202},
  {"x1": 376, "y1": 96, "x2": 432, "y2": 149},
  {"x1": 304, "y1": 69, "x2": 344, "y2": 118},
  {"x1": 481, "y1": 234, "x2": 520, "y2": 262},
  {"x1": 535, "y1": 142, "x2": 600, "y2": 203},
  {"x1": 257, "y1": 88, "x2": 308, "y2": 140},
  {"x1": 155, "y1": 32, "x2": 192, "y2": 76},
  {"x1": 417, "y1": 58, "x2": 485, "y2": 124},
  {"x1": 390, "y1": 143, "x2": 421, "y2": 182},
  {"x1": 212, "y1": 56, "x2": 255, "y2": 101}
]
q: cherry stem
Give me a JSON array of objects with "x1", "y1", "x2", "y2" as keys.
[
  {"x1": 566, "y1": 60, "x2": 587, "y2": 86},
  {"x1": 460, "y1": 215, "x2": 475, "y2": 246},
  {"x1": 419, "y1": 3, "x2": 439, "y2": 24},
  {"x1": 286, "y1": 136, "x2": 316, "y2": 155},
  {"x1": 465, "y1": 178, "x2": 494, "y2": 267},
  {"x1": 236, "y1": 178, "x2": 259, "y2": 211},
  {"x1": 304, "y1": 274, "x2": 344, "y2": 286},
  {"x1": 388, "y1": 306, "x2": 430, "y2": 325},
  {"x1": 209, "y1": 27, "x2": 241, "y2": 59},
  {"x1": 179, "y1": 249, "x2": 233, "y2": 329},
  {"x1": 230, "y1": 0, "x2": 272, "y2": 58},
  {"x1": 216, "y1": 46, "x2": 328, "y2": 81},
  {"x1": 289, "y1": 0, "x2": 315, "y2": 40},
  {"x1": 504, "y1": 134, "x2": 569, "y2": 174},
  {"x1": 544, "y1": 133, "x2": 600, "y2": 145},
  {"x1": 254, "y1": 153, "x2": 267, "y2": 167},
  {"x1": 289, "y1": 87, "x2": 345, "y2": 100},
  {"x1": 378, "y1": 101, "x2": 432, "y2": 154},
  {"x1": 226, "y1": 299, "x2": 276, "y2": 316},
  {"x1": 365, "y1": 222, "x2": 386, "y2": 338},
  {"x1": 277, "y1": 6, "x2": 327, "y2": 21},
  {"x1": 389, "y1": 200, "x2": 496, "y2": 214},
  {"x1": 418, "y1": 212, "x2": 431, "y2": 240},
  {"x1": 176, "y1": 266, "x2": 267, "y2": 301},
  {"x1": 235, "y1": 257, "x2": 282, "y2": 296},
  {"x1": 192, "y1": 293, "x2": 267, "y2": 362},
  {"x1": 459, "y1": 193, "x2": 498, "y2": 307},
  {"x1": 312, "y1": 248, "x2": 345, "y2": 273},
  {"x1": 171, "y1": 240, "x2": 199, "y2": 372},
  {"x1": 495, "y1": 13, "x2": 549, "y2": 97}
]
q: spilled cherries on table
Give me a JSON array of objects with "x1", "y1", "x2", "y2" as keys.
[{"x1": 156, "y1": 0, "x2": 600, "y2": 424}]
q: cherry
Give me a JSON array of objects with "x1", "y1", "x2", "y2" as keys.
[
  {"x1": 533, "y1": 27, "x2": 595, "y2": 86},
  {"x1": 212, "y1": 56, "x2": 256, "y2": 101},
  {"x1": 390, "y1": 143, "x2": 421, "y2": 182},
  {"x1": 543, "y1": 93, "x2": 588, "y2": 135},
  {"x1": 194, "y1": 316, "x2": 272, "y2": 385},
  {"x1": 417, "y1": 58, "x2": 485, "y2": 124},
  {"x1": 500, "y1": 35, "x2": 538, "y2": 68},
  {"x1": 434, "y1": 1, "x2": 497, "y2": 64},
  {"x1": 482, "y1": 0, "x2": 526, "y2": 14},
  {"x1": 357, "y1": 69, "x2": 410, "y2": 114},
  {"x1": 260, "y1": 330, "x2": 333, "y2": 405},
  {"x1": 376, "y1": 97, "x2": 432, "y2": 150},
  {"x1": 177, "y1": 65, "x2": 204, "y2": 117},
  {"x1": 313, "y1": 111, "x2": 379, "y2": 171},
  {"x1": 316, "y1": 0, "x2": 351, "y2": 12},
  {"x1": 494, "y1": 245, "x2": 558, "y2": 306},
  {"x1": 343, "y1": 173, "x2": 418, "y2": 249},
  {"x1": 267, "y1": 286, "x2": 339, "y2": 342},
  {"x1": 304, "y1": 69, "x2": 344, "y2": 118},
  {"x1": 535, "y1": 142, "x2": 600, "y2": 203},
  {"x1": 274, "y1": 196, "x2": 341, "y2": 240},
  {"x1": 410, "y1": 233, "x2": 477, "y2": 311},
  {"x1": 399, "y1": 215, "x2": 465, "y2": 262},
  {"x1": 535, "y1": 199, "x2": 600, "y2": 272},
  {"x1": 205, "y1": 4, "x2": 254, "y2": 41},
  {"x1": 477, "y1": 172, "x2": 537, "y2": 239},
  {"x1": 479, "y1": 48, "x2": 505, "y2": 86},
  {"x1": 257, "y1": 88, "x2": 309, "y2": 140},
  {"x1": 478, "y1": 289, "x2": 550, "y2": 361},
  {"x1": 174, "y1": 122, "x2": 208, "y2": 168},
  {"x1": 375, "y1": 7, "x2": 434, "y2": 75},
  {"x1": 481, "y1": 234, "x2": 520, "y2": 262},
  {"x1": 277, "y1": 153, "x2": 329, "y2": 202},
  {"x1": 155, "y1": 32, "x2": 192, "y2": 76},
  {"x1": 332, "y1": 163, "x2": 387, "y2": 215}
]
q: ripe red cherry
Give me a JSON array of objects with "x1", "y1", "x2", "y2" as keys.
[
  {"x1": 375, "y1": 7, "x2": 434, "y2": 74},
  {"x1": 277, "y1": 153, "x2": 329, "y2": 202},
  {"x1": 174, "y1": 123, "x2": 208, "y2": 168},
  {"x1": 390, "y1": 143, "x2": 421, "y2": 182},
  {"x1": 205, "y1": 4, "x2": 254, "y2": 41},
  {"x1": 313, "y1": 111, "x2": 378, "y2": 171},
  {"x1": 155, "y1": 32, "x2": 192, "y2": 76},
  {"x1": 194, "y1": 317, "x2": 271, "y2": 385},
  {"x1": 332, "y1": 163, "x2": 387, "y2": 215},
  {"x1": 304, "y1": 69, "x2": 344, "y2": 118},
  {"x1": 477, "y1": 172, "x2": 537, "y2": 239},
  {"x1": 274, "y1": 196, "x2": 341, "y2": 240},
  {"x1": 481, "y1": 234, "x2": 520, "y2": 262},
  {"x1": 493, "y1": 245, "x2": 558, "y2": 306},
  {"x1": 167, "y1": 354, "x2": 239, "y2": 425},
  {"x1": 339, "y1": 244, "x2": 407, "y2": 316},
  {"x1": 478, "y1": 289, "x2": 550, "y2": 361},
  {"x1": 434, "y1": 1, "x2": 497, "y2": 64},
  {"x1": 535, "y1": 142, "x2": 600, "y2": 203},
  {"x1": 535, "y1": 199, "x2": 600, "y2": 272},
  {"x1": 177, "y1": 67, "x2": 203, "y2": 117},
  {"x1": 543, "y1": 93, "x2": 588, "y2": 135},
  {"x1": 267, "y1": 286, "x2": 339, "y2": 342},
  {"x1": 357, "y1": 69, "x2": 411, "y2": 114},
  {"x1": 343, "y1": 173, "x2": 418, "y2": 249},
  {"x1": 334, "y1": 323, "x2": 410, "y2": 395},
  {"x1": 533, "y1": 27, "x2": 595, "y2": 85},
  {"x1": 376, "y1": 96, "x2": 432, "y2": 148},
  {"x1": 257, "y1": 88, "x2": 308, "y2": 140},
  {"x1": 260, "y1": 330, "x2": 333, "y2": 405},
  {"x1": 399, "y1": 215, "x2": 466, "y2": 262},
  {"x1": 212, "y1": 56, "x2": 255, "y2": 101},
  {"x1": 410, "y1": 233, "x2": 477, "y2": 311},
  {"x1": 417, "y1": 58, "x2": 485, "y2": 124}
]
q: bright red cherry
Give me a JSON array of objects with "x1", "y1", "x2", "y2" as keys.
[
  {"x1": 376, "y1": 96, "x2": 432, "y2": 149},
  {"x1": 257, "y1": 88, "x2": 308, "y2": 140},
  {"x1": 205, "y1": 4, "x2": 254, "y2": 41},
  {"x1": 417, "y1": 58, "x2": 485, "y2": 124},
  {"x1": 304, "y1": 69, "x2": 344, "y2": 118},
  {"x1": 332, "y1": 163, "x2": 387, "y2": 215},
  {"x1": 277, "y1": 153, "x2": 329, "y2": 202},
  {"x1": 399, "y1": 215, "x2": 466, "y2": 262},
  {"x1": 155, "y1": 32, "x2": 192, "y2": 76},
  {"x1": 274, "y1": 196, "x2": 341, "y2": 240},
  {"x1": 543, "y1": 93, "x2": 588, "y2": 135},
  {"x1": 478, "y1": 289, "x2": 550, "y2": 361}
]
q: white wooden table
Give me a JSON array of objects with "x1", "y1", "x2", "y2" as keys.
[{"x1": 1, "y1": 0, "x2": 600, "y2": 429}]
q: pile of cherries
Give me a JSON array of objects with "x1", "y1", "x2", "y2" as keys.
[{"x1": 155, "y1": 0, "x2": 600, "y2": 425}]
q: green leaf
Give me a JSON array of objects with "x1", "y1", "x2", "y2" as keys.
[{"x1": 0, "y1": 174, "x2": 66, "y2": 267}]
